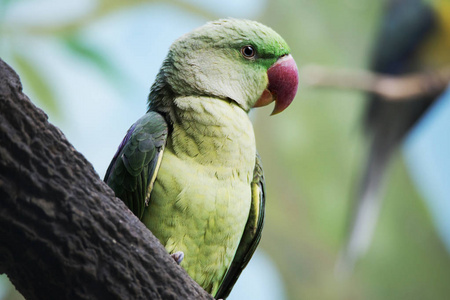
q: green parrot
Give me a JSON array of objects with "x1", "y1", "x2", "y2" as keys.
[
  {"x1": 340, "y1": 0, "x2": 450, "y2": 270},
  {"x1": 104, "y1": 19, "x2": 298, "y2": 299}
]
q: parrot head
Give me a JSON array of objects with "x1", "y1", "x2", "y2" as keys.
[{"x1": 149, "y1": 19, "x2": 298, "y2": 115}]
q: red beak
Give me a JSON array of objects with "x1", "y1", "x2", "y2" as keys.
[{"x1": 253, "y1": 54, "x2": 299, "y2": 115}]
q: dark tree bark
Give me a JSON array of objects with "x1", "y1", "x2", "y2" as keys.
[{"x1": 0, "y1": 59, "x2": 212, "y2": 300}]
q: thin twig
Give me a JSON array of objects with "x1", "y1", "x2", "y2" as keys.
[{"x1": 300, "y1": 64, "x2": 450, "y2": 101}]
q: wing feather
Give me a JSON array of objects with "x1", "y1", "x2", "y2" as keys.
[
  {"x1": 104, "y1": 111, "x2": 168, "y2": 219},
  {"x1": 215, "y1": 153, "x2": 266, "y2": 299}
]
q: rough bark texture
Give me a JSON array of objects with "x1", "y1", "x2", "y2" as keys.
[{"x1": 0, "y1": 59, "x2": 212, "y2": 300}]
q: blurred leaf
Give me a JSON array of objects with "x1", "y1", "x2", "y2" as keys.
[
  {"x1": 0, "y1": 0, "x2": 14, "y2": 9},
  {"x1": 61, "y1": 34, "x2": 118, "y2": 79},
  {"x1": 60, "y1": 34, "x2": 136, "y2": 97},
  {"x1": 12, "y1": 52, "x2": 60, "y2": 117},
  {"x1": 167, "y1": 0, "x2": 218, "y2": 20},
  {"x1": 0, "y1": 0, "x2": 15, "y2": 22}
]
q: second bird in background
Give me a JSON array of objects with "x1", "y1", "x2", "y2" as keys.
[{"x1": 341, "y1": 0, "x2": 450, "y2": 271}]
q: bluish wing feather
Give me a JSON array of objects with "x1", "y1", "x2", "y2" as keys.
[
  {"x1": 104, "y1": 111, "x2": 168, "y2": 219},
  {"x1": 215, "y1": 153, "x2": 266, "y2": 300}
]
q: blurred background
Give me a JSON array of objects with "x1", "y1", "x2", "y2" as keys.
[{"x1": 1, "y1": 0, "x2": 450, "y2": 299}]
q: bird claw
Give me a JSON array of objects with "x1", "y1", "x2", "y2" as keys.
[{"x1": 171, "y1": 251, "x2": 184, "y2": 265}]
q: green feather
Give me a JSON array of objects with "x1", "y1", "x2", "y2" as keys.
[{"x1": 105, "y1": 112, "x2": 168, "y2": 219}]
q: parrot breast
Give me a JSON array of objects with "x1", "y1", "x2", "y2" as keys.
[{"x1": 141, "y1": 96, "x2": 256, "y2": 295}]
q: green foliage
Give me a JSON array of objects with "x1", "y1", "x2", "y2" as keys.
[
  {"x1": 61, "y1": 34, "x2": 119, "y2": 81},
  {"x1": 0, "y1": 0, "x2": 214, "y2": 120},
  {"x1": 12, "y1": 52, "x2": 60, "y2": 117}
]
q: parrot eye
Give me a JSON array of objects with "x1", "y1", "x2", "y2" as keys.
[{"x1": 241, "y1": 45, "x2": 256, "y2": 59}]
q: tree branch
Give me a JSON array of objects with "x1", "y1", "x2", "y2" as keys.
[
  {"x1": 300, "y1": 64, "x2": 450, "y2": 100},
  {"x1": 0, "y1": 59, "x2": 212, "y2": 300}
]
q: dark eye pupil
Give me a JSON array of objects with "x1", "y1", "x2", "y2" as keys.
[{"x1": 242, "y1": 46, "x2": 255, "y2": 58}]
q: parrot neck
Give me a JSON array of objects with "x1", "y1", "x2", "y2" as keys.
[
  {"x1": 147, "y1": 59, "x2": 177, "y2": 117},
  {"x1": 167, "y1": 96, "x2": 256, "y2": 175}
]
